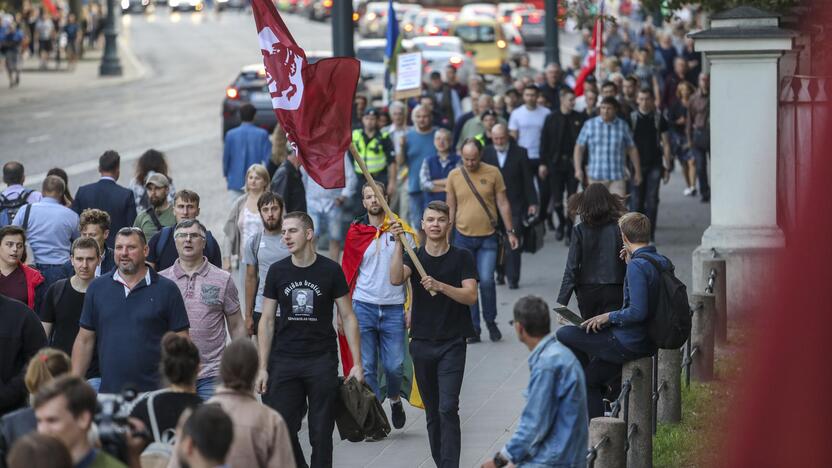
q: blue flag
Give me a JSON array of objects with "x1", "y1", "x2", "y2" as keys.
[{"x1": 385, "y1": 0, "x2": 401, "y2": 71}]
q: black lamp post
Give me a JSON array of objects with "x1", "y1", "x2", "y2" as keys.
[
  {"x1": 99, "y1": 0, "x2": 123, "y2": 76},
  {"x1": 544, "y1": 0, "x2": 560, "y2": 66}
]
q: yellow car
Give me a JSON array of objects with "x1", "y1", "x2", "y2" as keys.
[{"x1": 450, "y1": 17, "x2": 508, "y2": 76}]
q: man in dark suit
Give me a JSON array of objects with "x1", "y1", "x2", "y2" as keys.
[
  {"x1": 540, "y1": 88, "x2": 587, "y2": 244},
  {"x1": 71, "y1": 151, "x2": 137, "y2": 248},
  {"x1": 482, "y1": 124, "x2": 538, "y2": 289}
]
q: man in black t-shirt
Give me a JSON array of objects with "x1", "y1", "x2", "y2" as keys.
[
  {"x1": 39, "y1": 237, "x2": 102, "y2": 389},
  {"x1": 628, "y1": 88, "x2": 672, "y2": 241},
  {"x1": 390, "y1": 200, "x2": 478, "y2": 468},
  {"x1": 254, "y1": 211, "x2": 363, "y2": 468}
]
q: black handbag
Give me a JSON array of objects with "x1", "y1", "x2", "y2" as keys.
[
  {"x1": 523, "y1": 219, "x2": 545, "y2": 254},
  {"x1": 459, "y1": 167, "x2": 506, "y2": 266}
]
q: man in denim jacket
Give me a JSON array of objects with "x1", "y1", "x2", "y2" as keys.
[
  {"x1": 484, "y1": 296, "x2": 588, "y2": 468},
  {"x1": 557, "y1": 212, "x2": 662, "y2": 418}
]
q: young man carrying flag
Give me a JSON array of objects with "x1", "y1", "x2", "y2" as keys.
[{"x1": 340, "y1": 181, "x2": 419, "y2": 432}]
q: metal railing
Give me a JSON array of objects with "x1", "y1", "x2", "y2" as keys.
[{"x1": 585, "y1": 435, "x2": 609, "y2": 468}]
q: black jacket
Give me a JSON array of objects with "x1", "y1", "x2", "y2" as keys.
[
  {"x1": 540, "y1": 110, "x2": 587, "y2": 172},
  {"x1": 0, "y1": 296, "x2": 47, "y2": 417},
  {"x1": 482, "y1": 142, "x2": 537, "y2": 227},
  {"x1": 0, "y1": 407, "x2": 35, "y2": 467},
  {"x1": 557, "y1": 222, "x2": 626, "y2": 305},
  {"x1": 72, "y1": 179, "x2": 137, "y2": 248},
  {"x1": 271, "y1": 160, "x2": 307, "y2": 213}
]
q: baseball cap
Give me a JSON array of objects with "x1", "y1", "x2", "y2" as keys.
[
  {"x1": 363, "y1": 108, "x2": 379, "y2": 117},
  {"x1": 145, "y1": 173, "x2": 170, "y2": 188},
  {"x1": 480, "y1": 109, "x2": 498, "y2": 119}
]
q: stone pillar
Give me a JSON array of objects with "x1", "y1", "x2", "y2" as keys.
[
  {"x1": 623, "y1": 357, "x2": 653, "y2": 468},
  {"x1": 690, "y1": 7, "x2": 795, "y2": 317},
  {"x1": 588, "y1": 417, "x2": 626, "y2": 468},
  {"x1": 657, "y1": 348, "x2": 682, "y2": 423}
]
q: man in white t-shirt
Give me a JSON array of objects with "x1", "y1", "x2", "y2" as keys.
[
  {"x1": 509, "y1": 85, "x2": 552, "y2": 221},
  {"x1": 342, "y1": 181, "x2": 416, "y2": 431}
]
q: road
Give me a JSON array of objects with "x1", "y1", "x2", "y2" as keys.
[{"x1": 0, "y1": 9, "x2": 709, "y2": 467}]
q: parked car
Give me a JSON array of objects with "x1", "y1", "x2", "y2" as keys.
[
  {"x1": 451, "y1": 17, "x2": 508, "y2": 75},
  {"x1": 216, "y1": 0, "x2": 247, "y2": 11},
  {"x1": 512, "y1": 9, "x2": 545, "y2": 47},
  {"x1": 419, "y1": 9, "x2": 456, "y2": 37},
  {"x1": 168, "y1": 0, "x2": 203, "y2": 11},
  {"x1": 121, "y1": 0, "x2": 150, "y2": 14},
  {"x1": 408, "y1": 36, "x2": 476, "y2": 84}
]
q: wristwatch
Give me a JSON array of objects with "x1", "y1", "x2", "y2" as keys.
[
  {"x1": 493, "y1": 452, "x2": 509, "y2": 468},
  {"x1": 507, "y1": 228, "x2": 518, "y2": 236}
]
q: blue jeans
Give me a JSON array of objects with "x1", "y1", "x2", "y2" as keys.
[
  {"x1": 453, "y1": 232, "x2": 498, "y2": 335},
  {"x1": 353, "y1": 300, "x2": 405, "y2": 401},
  {"x1": 629, "y1": 165, "x2": 662, "y2": 240},
  {"x1": 35, "y1": 263, "x2": 72, "y2": 292},
  {"x1": 196, "y1": 377, "x2": 216, "y2": 401},
  {"x1": 408, "y1": 191, "x2": 426, "y2": 228},
  {"x1": 87, "y1": 377, "x2": 101, "y2": 393}
]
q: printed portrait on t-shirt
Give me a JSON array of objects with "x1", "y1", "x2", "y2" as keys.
[{"x1": 291, "y1": 288, "x2": 314, "y2": 316}]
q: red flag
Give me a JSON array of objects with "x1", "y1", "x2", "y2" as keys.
[
  {"x1": 251, "y1": 0, "x2": 359, "y2": 189},
  {"x1": 43, "y1": 0, "x2": 58, "y2": 16},
  {"x1": 574, "y1": 16, "x2": 603, "y2": 96}
]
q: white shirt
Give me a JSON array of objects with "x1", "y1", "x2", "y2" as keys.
[
  {"x1": 352, "y1": 225, "x2": 416, "y2": 305},
  {"x1": 508, "y1": 105, "x2": 551, "y2": 159},
  {"x1": 496, "y1": 148, "x2": 509, "y2": 169},
  {"x1": 112, "y1": 268, "x2": 151, "y2": 297}
]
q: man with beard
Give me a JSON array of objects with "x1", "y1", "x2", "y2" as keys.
[
  {"x1": 71, "y1": 227, "x2": 190, "y2": 394},
  {"x1": 133, "y1": 173, "x2": 175, "y2": 241},
  {"x1": 242, "y1": 192, "x2": 290, "y2": 340}
]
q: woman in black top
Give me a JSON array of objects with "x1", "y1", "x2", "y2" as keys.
[
  {"x1": 557, "y1": 183, "x2": 627, "y2": 319},
  {"x1": 131, "y1": 333, "x2": 202, "y2": 442}
]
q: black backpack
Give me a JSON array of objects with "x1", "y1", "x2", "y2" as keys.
[
  {"x1": 0, "y1": 189, "x2": 33, "y2": 226},
  {"x1": 636, "y1": 254, "x2": 691, "y2": 349}
]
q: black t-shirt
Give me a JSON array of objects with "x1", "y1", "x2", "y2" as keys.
[
  {"x1": 404, "y1": 246, "x2": 478, "y2": 340},
  {"x1": 632, "y1": 111, "x2": 669, "y2": 168},
  {"x1": 130, "y1": 391, "x2": 202, "y2": 441},
  {"x1": 39, "y1": 280, "x2": 100, "y2": 379},
  {"x1": 147, "y1": 228, "x2": 223, "y2": 271},
  {"x1": 263, "y1": 255, "x2": 349, "y2": 358}
]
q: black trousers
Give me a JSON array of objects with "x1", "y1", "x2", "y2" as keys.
[
  {"x1": 550, "y1": 167, "x2": 579, "y2": 212},
  {"x1": 410, "y1": 338, "x2": 467, "y2": 468},
  {"x1": 263, "y1": 352, "x2": 339, "y2": 468},
  {"x1": 496, "y1": 213, "x2": 523, "y2": 286},
  {"x1": 575, "y1": 284, "x2": 624, "y2": 320},
  {"x1": 533, "y1": 161, "x2": 551, "y2": 221}
]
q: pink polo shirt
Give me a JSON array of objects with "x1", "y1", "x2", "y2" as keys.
[{"x1": 160, "y1": 258, "x2": 240, "y2": 380}]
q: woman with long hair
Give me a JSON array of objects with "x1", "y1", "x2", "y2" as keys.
[
  {"x1": 666, "y1": 80, "x2": 697, "y2": 196},
  {"x1": 129, "y1": 149, "x2": 176, "y2": 211},
  {"x1": 45, "y1": 168, "x2": 73, "y2": 206},
  {"x1": 0, "y1": 348, "x2": 72, "y2": 460},
  {"x1": 222, "y1": 164, "x2": 270, "y2": 271},
  {"x1": 557, "y1": 183, "x2": 627, "y2": 319}
]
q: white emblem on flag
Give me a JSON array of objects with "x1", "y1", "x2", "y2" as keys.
[{"x1": 258, "y1": 26, "x2": 304, "y2": 111}]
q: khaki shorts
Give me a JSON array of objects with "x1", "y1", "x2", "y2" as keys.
[{"x1": 588, "y1": 178, "x2": 627, "y2": 197}]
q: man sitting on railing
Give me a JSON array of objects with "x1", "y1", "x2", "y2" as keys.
[
  {"x1": 556, "y1": 212, "x2": 663, "y2": 418},
  {"x1": 483, "y1": 296, "x2": 588, "y2": 468}
]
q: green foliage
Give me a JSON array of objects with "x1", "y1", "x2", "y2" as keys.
[{"x1": 641, "y1": 0, "x2": 801, "y2": 19}]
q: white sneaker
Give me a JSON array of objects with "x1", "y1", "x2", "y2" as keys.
[{"x1": 683, "y1": 187, "x2": 693, "y2": 196}]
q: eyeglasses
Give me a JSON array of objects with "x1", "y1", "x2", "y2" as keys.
[{"x1": 173, "y1": 232, "x2": 205, "y2": 241}]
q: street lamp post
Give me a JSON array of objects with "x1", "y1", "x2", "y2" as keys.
[
  {"x1": 544, "y1": 0, "x2": 560, "y2": 65},
  {"x1": 100, "y1": 0, "x2": 123, "y2": 76}
]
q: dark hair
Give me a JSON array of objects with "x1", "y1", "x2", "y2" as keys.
[
  {"x1": 135, "y1": 149, "x2": 170, "y2": 186},
  {"x1": 505, "y1": 88, "x2": 520, "y2": 99},
  {"x1": 71, "y1": 237, "x2": 101, "y2": 257},
  {"x1": 98, "y1": 150, "x2": 120, "y2": 173},
  {"x1": 424, "y1": 200, "x2": 450, "y2": 217},
  {"x1": 601, "y1": 81, "x2": 618, "y2": 92},
  {"x1": 220, "y1": 339, "x2": 259, "y2": 392},
  {"x1": 239, "y1": 103, "x2": 257, "y2": 122},
  {"x1": 625, "y1": 75, "x2": 640, "y2": 85},
  {"x1": 257, "y1": 191, "x2": 284, "y2": 212},
  {"x1": 174, "y1": 189, "x2": 201, "y2": 206},
  {"x1": 160, "y1": 332, "x2": 200, "y2": 387},
  {"x1": 618, "y1": 212, "x2": 651, "y2": 243},
  {"x1": 637, "y1": 87, "x2": 653, "y2": 98},
  {"x1": 41, "y1": 175, "x2": 65, "y2": 197},
  {"x1": 512, "y1": 295, "x2": 551, "y2": 338},
  {"x1": 115, "y1": 226, "x2": 147, "y2": 246},
  {"x1": 46, "y1": 168, "x2": 73, "y2": 205},
  {"x1": 361, "y1": 180, "x2": 386, "y2": 197},
  {"x1": 182, "y1": 404, "x2": 234, "y2": 464},
  {"x1": 7, "y1": 432, "x2": 73, "y2": 468},
  {"x1": 32, "y1": 375, "x2": 97, "y2": 419},
  {"x1": 174, "y1": 218, "x2": 207, "y2": 236},
  {"x1": 284, "y1": 211, "x2": 314, "y2": 232},
  {"x1": 0, "y1": 225, "x2": 26, "y2": 244},
  {"x1": 567, "y1": 183, "x2": 625, "y2": 227},
  {"x1": 559, "y1": 87, "x2": 576, "y2": 98},
  {"x1": 3, "y1": 161, "x2": 24, "y2": 185},
  {"x1": 523, "y1": 84, "x2": 540, "y2": 94},
  {"x1": 600, "y1": 96, "x2": 620, "y2": 109},
  {"x1": 79, "y1": 208, "x2": 111, "y2": 232}
]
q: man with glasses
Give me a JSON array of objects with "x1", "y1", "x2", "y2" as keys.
[
  {"x1": 160, "y1": 219, "x2": 246, "y2": 400},
  {"x1": 71, "y1": 226, "x2": 190, "y2": 394}
]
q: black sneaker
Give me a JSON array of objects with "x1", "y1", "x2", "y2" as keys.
[
  {"x1": 554, "y1": 224, "x2": 565, "y2": 241},
  {"x1": 391, "y1": 401, "x2": 406, "y2": 429},
  {"x1": 467, "y1": 335, "x2": 481, "y2": 344},
  {"x1": 487, "y1": 322, "x2": 502, "y2": 342}
]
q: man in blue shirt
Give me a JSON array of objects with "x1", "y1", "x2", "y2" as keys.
[
  {"x1": 557, "y1": 212, "x2": 662, "y2": 418},
  {"x1": 398, "y1": 104, "x2": 437, "y2": 229},
  {"x1": 223, "y1": 103, "x2": 271, "y2": 205},
  {"x1": 486, "y1": 296, "x2": 588, "y2": 468},
  {"x1": 12, "y1": 175, "x2": 79, "y2": 291},
  {"x1": 1, "y1": 161, "x2": 42, "y2": 225},
  {"x1": 71, "y1": 227, "x2": 190, "y2": 393}
]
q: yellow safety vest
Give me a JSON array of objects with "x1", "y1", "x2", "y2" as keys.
[{"x1": 352, "y1": 130, "x2": 389, "y2": 174}]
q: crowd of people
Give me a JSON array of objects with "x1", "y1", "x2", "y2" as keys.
[{"x1": 0, "y1": 4, "x2": 709, "y2": 468}]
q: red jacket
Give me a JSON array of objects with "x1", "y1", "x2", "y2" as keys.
[{"x1": 19, "y1": 262, "x2": 45, "y2": 310}]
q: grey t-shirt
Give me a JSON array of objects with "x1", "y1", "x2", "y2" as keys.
[{"x1": 242, "y1": 231, "x2": 290, "y2": 313}]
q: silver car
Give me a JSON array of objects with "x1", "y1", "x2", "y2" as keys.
[{"x1": 407, "y1": 36, "x2": 476, "y2": 84}]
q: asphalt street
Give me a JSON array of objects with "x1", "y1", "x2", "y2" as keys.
[{"x1": 1, "y1": 9, "x2": 710, "y2": 467}]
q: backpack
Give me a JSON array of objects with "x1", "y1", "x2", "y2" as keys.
[
  {"x1": 636, "y1": 253, "x2": 691, "y2": 349},
  {"x1": 156, "y1": 226, "x2": 217, "y2": 260},
  {"x1": 139, "y1": 390, "x2": 177, "y2": 467},
  {"x1": 0, "y1": 189, "x2": 33, "y2": 226}
]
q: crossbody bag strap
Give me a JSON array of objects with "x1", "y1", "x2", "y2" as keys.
[
  {"x1": 146, "y1": 389, "x2": 164, "y2": 442},
  {"x1": 146, "y1": 208, "x2": 163, "y2": 231},
  {"x1": 459, "y1": 167, "x2": 498, "y2": 229}
]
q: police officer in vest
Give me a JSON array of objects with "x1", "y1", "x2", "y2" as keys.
[
  {"x1": 473, "y1": 109, "x2": 499, "y2": 149},
  {"x1": 351, "y1": 108, "x2": 397, "y2": 212}
]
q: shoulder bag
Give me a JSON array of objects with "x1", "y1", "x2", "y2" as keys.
[{"x1": 459, "y1": 167, "x2": 506, "y2": 266}]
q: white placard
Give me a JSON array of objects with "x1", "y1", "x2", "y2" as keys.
[{"x1": 395, "y1": 52, "x2": 423, "y2": 96}]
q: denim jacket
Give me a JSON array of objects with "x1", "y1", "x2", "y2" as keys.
[
  {"x1": 501, "y1": 334, "x2": 589, "y2": 467},
  {"x1": 608, "y1": 246, "x2": 666, "y2": 354}
]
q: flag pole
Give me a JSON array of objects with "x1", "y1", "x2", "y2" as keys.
[{"x1": 348, "y1": 143, "x2": 437, "y2": 296}]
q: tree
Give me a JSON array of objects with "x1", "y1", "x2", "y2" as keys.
[{"x1": 641, "y1": 0, "x2": 801, "y2": 19}]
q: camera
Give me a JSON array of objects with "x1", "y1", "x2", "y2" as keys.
[{"x1": 95, "y1": 388, "x2": 138, "y2": 462}]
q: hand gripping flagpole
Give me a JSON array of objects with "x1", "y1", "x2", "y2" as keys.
[{"x1": 348, "y1": 143, "x2": 437, "y2": 296}]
